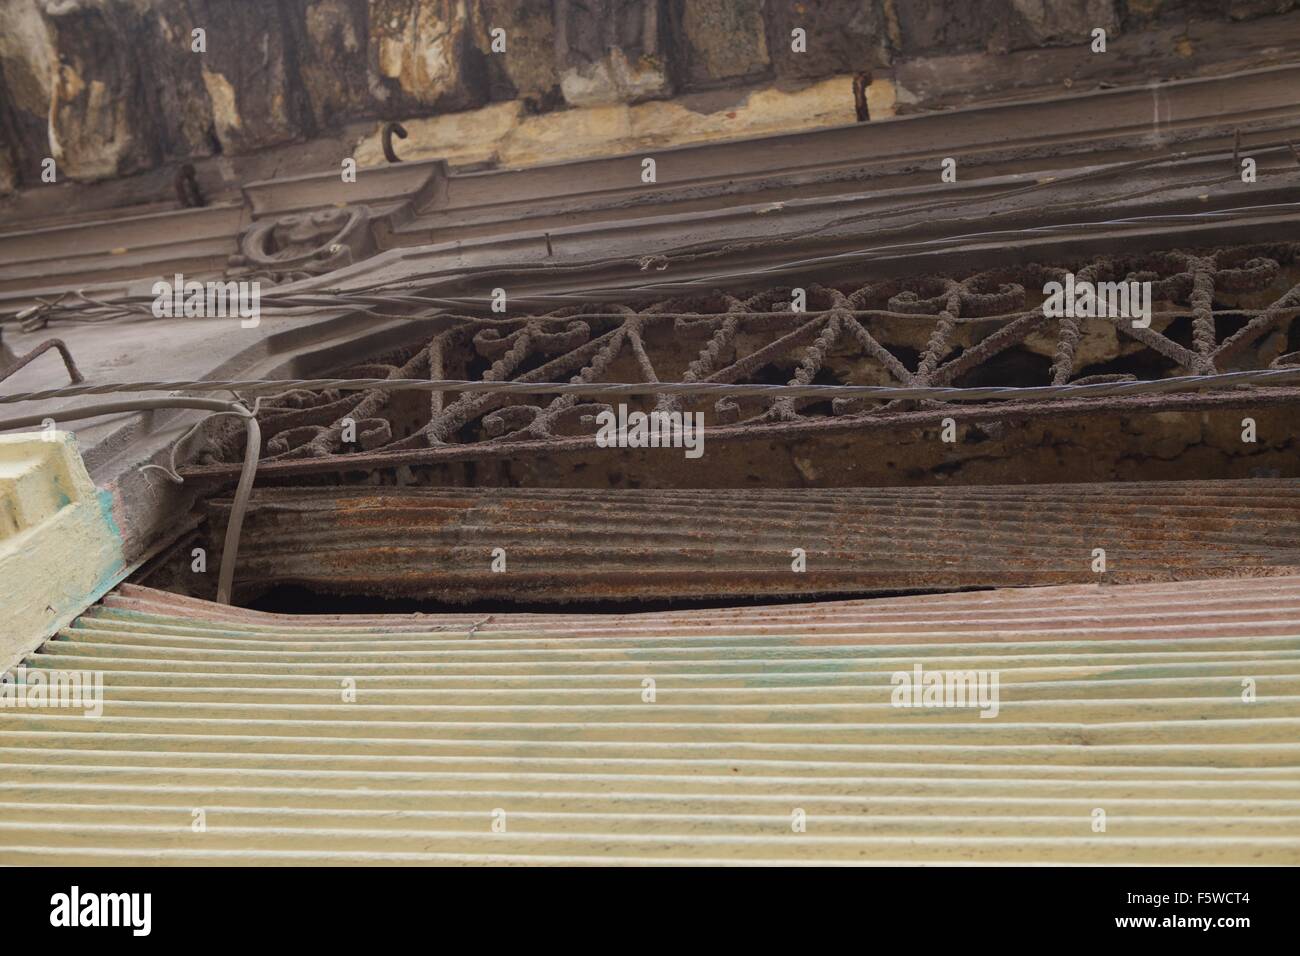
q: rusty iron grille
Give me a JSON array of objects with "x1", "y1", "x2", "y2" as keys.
[{"x1": 190, "y1": 245, "x2": 1300, "y2": 480}]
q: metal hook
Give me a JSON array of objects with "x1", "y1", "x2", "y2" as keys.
[
  {"x1": 382, "y1": 122, "x2": 408, "y2": 163},
  {"x1": 0, "y1": 338, "x2": 83, "y2": 386},
  {"x1": 174, "y1": 163, "x2": 205, "y2": 208},
  {"x1": 853, "y1": 73, "x2": 873, "y2": 123}
]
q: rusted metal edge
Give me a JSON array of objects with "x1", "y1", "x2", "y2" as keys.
[{"x1": 203, "y1": 481, "x2": 1300, "y2": 603}]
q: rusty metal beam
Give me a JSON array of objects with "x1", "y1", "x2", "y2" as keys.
[{"x1": 204, "y1": 481, "x2": 1300, "y2": 603}]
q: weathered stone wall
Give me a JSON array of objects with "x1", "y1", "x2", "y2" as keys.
[{"x1": 0, "y1": 0, "x2": 1296, "y2": 190}]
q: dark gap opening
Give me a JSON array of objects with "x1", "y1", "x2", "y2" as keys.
[
  {"x1": 243, "y1": 583, "x2": 999, "y2": 616},
  {"x1": 801, "y1": 365, "x2": 844, "y2": 416},
  {"x1": 513, "y1": 351, "x2": 556, "y2": 377},
  {"x1": 749, "y1": 362, "x2": 798, "y2": 384},
  {"x1": 463, "y1": 351, "x2": 494, "y2": 382},
  {"x1": 1214, "y1": 311, "x2": 1251, "y2": 339},
  {"x1": 886, "y1": 344, "x2": 922, "y2": 369},
  {"x1": 952, "y1": 347, "x2": 1052, "y2": 389},
  {"x1": 1074, "y1": 346, "x2": 1180, "y2": 380},
  {"x1": 1161, "y1": 316, "x2": 1194, "y2": 348}
]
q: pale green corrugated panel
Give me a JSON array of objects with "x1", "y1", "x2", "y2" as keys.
[{"x1": 1, "y1": 578, "x2": 1299, "y2": 865}]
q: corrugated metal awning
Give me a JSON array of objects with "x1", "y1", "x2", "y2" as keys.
[{"x1": 1, "y1": 577, "x2": 1298, "y2": 864}]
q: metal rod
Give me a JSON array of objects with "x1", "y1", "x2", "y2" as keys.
[{"x1": 4, "y1": 366, "x2": 1300, "y2": 407}]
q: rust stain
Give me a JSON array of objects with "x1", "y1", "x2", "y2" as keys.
[{"x1": 204, "y1": 482, "x2": 1300, "y2": 604}]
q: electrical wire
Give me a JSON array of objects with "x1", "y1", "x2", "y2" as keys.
[{"x1": 3, "y1": 366, "x2": 1299, "y2": 408}]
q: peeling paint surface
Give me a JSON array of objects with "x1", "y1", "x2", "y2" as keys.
[
  {"x1": 354, "y1": 74, "x2": 888, "y2": 170},
  {"x1": 0, "y1": 434, "x2": 126, "y2": 671},
  {"x1": 201, "y1": 68, "x2": 243, "y2": 140}
]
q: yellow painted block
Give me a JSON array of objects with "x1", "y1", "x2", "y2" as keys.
[{"x1": 0, "y1": 433, "x2": 125, "y2": 670}]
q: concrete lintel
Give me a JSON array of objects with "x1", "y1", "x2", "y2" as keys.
[{"x1": 0, "y1": 432, "x2": 126, "y2": 671}]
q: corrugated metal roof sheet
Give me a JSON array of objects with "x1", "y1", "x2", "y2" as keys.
[
  {"x1": 206, "y1": 482, "x2": 1300, "y2": 603},
  {"x1": 2, "y1": 577, "x2": 1299, "y2": 865}
]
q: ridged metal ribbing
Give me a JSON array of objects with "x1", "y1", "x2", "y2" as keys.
[
  {"x1": 2, "y1": 577, "x2": 1299, "y2": 865},
  {"x1": 207, "y1": 481, "x2": 1300, "y2": 602}
]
